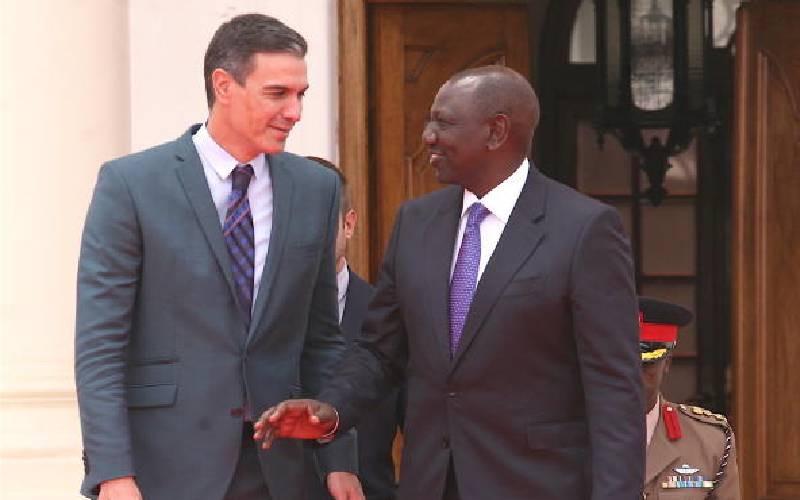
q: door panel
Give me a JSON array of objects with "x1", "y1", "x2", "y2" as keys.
[
  {"x1": 732, "y1": 2, "x2": 800, "y2": 498},
  {"x1": 369, "y1": 2, "x2": 529, "y2": 273}
]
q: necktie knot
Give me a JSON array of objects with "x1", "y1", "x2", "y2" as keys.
[
  {"x1": 232, "y1": 164, "x2": 254, "y2": 192},
  {"x1": 466, "y1": 202, "x2": 490, "y2": 228}
]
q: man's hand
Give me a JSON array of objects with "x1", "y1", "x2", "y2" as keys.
[
  {"x1": 252, "y1": 398, "x2": 337, "y2": 449},
  {"x1": 327, "y1": 471, "x2": 365, "y2": 500},
  {"x1": 98, "y1": 476, "x2": 142, "y2": 500}
]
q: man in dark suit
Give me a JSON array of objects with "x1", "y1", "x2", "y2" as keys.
[
  {"x1": 305, "y1": 158, "x2": 402, "y2": 500},
  {"x1": 75, "y1": 14, "x2": 363, "y2": 500},
  {"x1": 256, "y1": 65, "x2": 644, "y2": 499}
]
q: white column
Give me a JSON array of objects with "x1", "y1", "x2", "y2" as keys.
[
  {"x1": 0, "y1": 1, "x2": 131, "y2": 498},
  {"x1": 1, "y1": 2, "x2": 337, "y2": 498}
]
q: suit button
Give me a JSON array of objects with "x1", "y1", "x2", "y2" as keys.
[
  {"x1": 441, "y1": 437, "x2": 450, "y2": 449},
  {"x1": 230, "y1": 407, "x2": 244, "y2": 418}
]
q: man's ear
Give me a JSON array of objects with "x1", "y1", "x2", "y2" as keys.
[
  {"x1": 343, "y1": 209, "x2": 357, "y2": 240},
  {"x1": 211, "y1": 68, "x2": 236, "y2": 105},
  {"x1": 486, "y1": 113, "x2": 510, "y2": 151}
]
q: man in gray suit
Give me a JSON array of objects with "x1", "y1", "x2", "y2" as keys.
[
  {"x1": 256, "y1": 66, "x2": 645, "y2": 499},
  {"x1": 75, "y1": 14, "x2": 363, "y2": 500}
]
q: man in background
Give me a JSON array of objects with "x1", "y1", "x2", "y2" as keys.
[
  {"x1": 306, "y1": 157, "x2": 403, "y2": 500},
  {"x1": 75, "y1": 14, "x2": 361, "y2": 500},
  {"x1": 639, "y1": 297, "x2": 740, "y2": 499}
]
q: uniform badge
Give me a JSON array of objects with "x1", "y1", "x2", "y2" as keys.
[
  {"x1": 675, "y1": 464, "x2": 699, "y2": 474},
  {"x1": 660, "y1": 464, "x2": 714, "y2": 489}
]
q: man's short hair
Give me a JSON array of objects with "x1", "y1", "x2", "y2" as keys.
[
  {"x1": 446, "y1": 65, "x2": 540, "y2": 150},
  {"x1": 204, "y1": 13, "x2": 307, "y2": 108},
  {"x1": 307, "y1": 156, "x2": 352, "y2": 214}
]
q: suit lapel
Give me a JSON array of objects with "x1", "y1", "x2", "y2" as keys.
[
  {"x1": 248, "y1": 153, "x2": 294, "y2": 341},
  {"x1": 450, "y1": 168, "x2": 548, "y2": 369},
  {"x1": 422, "y1": 186, "x2": 464, "y2": 365},
  {"x1": 645, "y1": 410, "x2": 681, "y2": 485},
  {"x1": 341, "y1": 290, "x2": 359, "y2": 344},
  {"x1": 174, "y1": 126, "x2": 242, "y2": 321},
  {"x1": 341, "y1": 270, "x2": 368, "y2": 342}
]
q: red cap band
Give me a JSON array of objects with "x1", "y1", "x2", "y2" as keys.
[{"x1": 639, "y1": 313, "x2": 679, "y2": 342}]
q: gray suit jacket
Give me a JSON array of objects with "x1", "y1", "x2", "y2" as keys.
[
  {"x1": 320, "y1": 167, "x2": 645, "y2": 500},
  {"x1": 75, "y1": 124, "x2": 355, "y2": 500}
]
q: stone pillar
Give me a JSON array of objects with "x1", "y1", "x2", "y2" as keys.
[
  {"x1": 128, "y1": 0, "x2": 338, "y2": 159},
  {"x1": 0, "y1": 1, "x2": 131, "y2": 498}
]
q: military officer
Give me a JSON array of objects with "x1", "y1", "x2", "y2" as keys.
[{"x1": 640, "y1": 297, "x2": 741, "y2": 499}]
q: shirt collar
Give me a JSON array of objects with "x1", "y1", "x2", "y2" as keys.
[
  {"x1": 645, "y1": 394, "x2": 661, "y2": 447},
  {"x1": 193, "y1": 123, "x2": 268, "y2": 180},
  {"x1": 461, "y1": 158, "x2": 529, "y2": 223},
  {"x1": 336, "y1": 262, "x2": 350, "y2": 303}
]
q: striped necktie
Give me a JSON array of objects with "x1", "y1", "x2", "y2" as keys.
[{"x1": 224, "y1": 164, "x2": 255, "y2": 326}]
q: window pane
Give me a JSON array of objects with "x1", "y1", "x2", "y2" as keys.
[
  {"x1": 630, "y1": 0, "x2": 674, "y2": 110},
  {"x1": 569, "y1": 0, "x2": 596, "y2": 63},
  {"x1": 577, "y1": 121, "x2": 632, "y2": 195},
  {"x1": 641, "y1": 199, "x2": 695, "y2": 276},
  {"x1": 639, "y1": 130, "x2": 697, "y2": 195},
  {"x1": 640, "y1": 281, "x2": 696, "y2": 356},
  {"x1": 607, "y1": 200, "x2": 633, "y2": 239},
  {"x1": 713, "y1": 0, "x2": 742, "y2": 48}
]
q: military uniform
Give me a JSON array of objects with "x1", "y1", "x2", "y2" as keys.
[
  {"x1": 638, "y1": 297, "x2": 741, "y2": 499},
  {"x1": 644, "y1": 400, "x2": 740, "y2": 499}
]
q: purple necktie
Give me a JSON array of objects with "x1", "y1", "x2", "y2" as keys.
[
  {"x1": 449, "y1": 202, "x2": 490, "y2": 358},
  {"x1": 224, "y1": 164, "x2": 255, "y2": 326}
]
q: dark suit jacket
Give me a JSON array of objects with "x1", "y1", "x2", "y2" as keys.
[
  {"x1": 308, "y1": 270, "x2": 402, "y2": 500},
  {"x1": 320, "y1": 167, "x2": 644, "y2": 500},
  {"x1": 75, "y1": 125, "x2": 355, "y2": 500}
]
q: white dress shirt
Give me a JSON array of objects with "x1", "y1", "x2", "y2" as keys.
[
  {"x1": 192, "y1": 124, "x2": 273, "y2": 307},
  {"x1": 646, "y1": 395, "x2": 661, "y2": 447},
  {"x1": 336, "y1": 263, "x2": 350, "y2": 323},
  {"x1": 450, "y1": 159, "x2": 530, "y2": 282}
]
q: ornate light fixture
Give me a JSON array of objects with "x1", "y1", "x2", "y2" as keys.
[{"x1": 594, "y1": 0, "x2": 714, "y2": 205}]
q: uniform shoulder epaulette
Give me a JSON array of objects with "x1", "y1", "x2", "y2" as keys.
[
  {"x1": 678, "y1": 404, "x2": 730, "y2": 429},
  {"x1": 677, "y1": 404, "x2": 735, "y2": 494}
]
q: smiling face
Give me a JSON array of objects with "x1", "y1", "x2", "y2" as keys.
[
  {"x1": 209, "y1": 52, "x2": 308, "y2": 161},
  {"x1": 422, "y1": 79, "x2": 491, "y2": 192}
]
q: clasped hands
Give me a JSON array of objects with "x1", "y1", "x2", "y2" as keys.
[
  {"x1": 98, "y1": 399, "x2": 358, "y2": 500},
  {"x1": 253, "y1": 399, "x2": 363, "y2": 500},
  {"x1": 253, "y1": 398, "x2": 338, "y2": 448}
]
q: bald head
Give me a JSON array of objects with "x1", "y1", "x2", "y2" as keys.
[{"x1": 445, "y1": 65, "x2": 540, "y2": 153}]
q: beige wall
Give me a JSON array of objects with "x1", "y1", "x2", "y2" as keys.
[
  {"x1": 0, "y1": 1, "x2": 336, "y2": 497},
  {"x1": 128, "y1": 0, "x2": 338, "y2": 158}
]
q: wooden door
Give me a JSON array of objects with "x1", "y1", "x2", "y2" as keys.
[
  {"x1": 732, "y1": 2, "x2": 800, "y2": 499},
  {"x1": 368, "y1": 1, "x2": 530, "y2": 274}
]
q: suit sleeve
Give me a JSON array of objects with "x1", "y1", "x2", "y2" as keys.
[
  {"x1": 319, "y1": 205, "x2": 408, "y2": 431},
  {"x1": 569, "y1": 206, "x2": 644, "y2": 500},
  {"x1": 75, "y1": 163, "x2": 141, "y2": 495},
  {"x1": 302, "y1": 174, "x2": 358, "y2": 475}
]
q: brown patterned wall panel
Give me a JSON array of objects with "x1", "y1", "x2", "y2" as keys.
[
  {"x1": 370, "y1": 4, "x2": 529, "y2": 271},
  {"x1": 732, "y1": 2, "x2": 800, "y2": 498}
]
